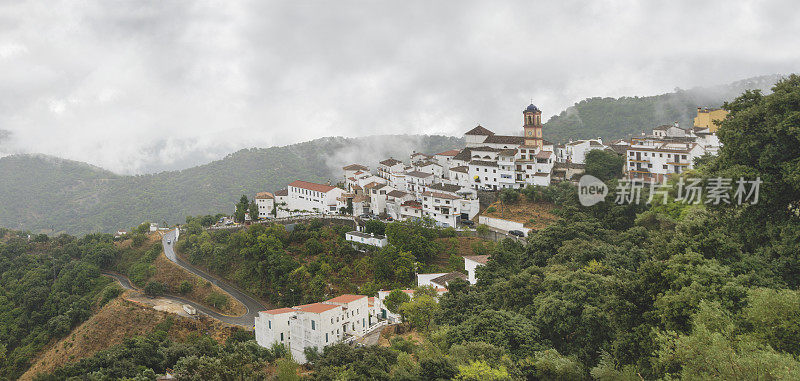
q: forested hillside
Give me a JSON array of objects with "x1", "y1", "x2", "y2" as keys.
[
  {"x1": 544, "y1": 74, "x2": 784, "y2": 143},
  {"x1": 0, "y1": 135, "x2": 462, "y2": 235}
]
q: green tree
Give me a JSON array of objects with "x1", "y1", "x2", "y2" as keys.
[
  {"x1": 248, "y1": 200, "x2": 259, "y2": 221},
  {"x1": 206, "y1": 292, "x2": 229, "y2": 310},
  {"x1": 384, "y1": 289, "x2": 411, "y2": 314},
  {"x1": 400, "y1": 294, "x2": 440, "y2": 332},
  {"x1": 585, "y1": 149, "x2": 624, "y2": 181},
  {"x1": 364, "y1": 220, "x2": 386, "y2": 236}
]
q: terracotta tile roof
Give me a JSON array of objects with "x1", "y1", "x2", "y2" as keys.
[
  {"x1": 343, "y1": 164, "x2": 369, "y2": 171},
  {"x1": 450, "y1": 165, "x2": 469, "y2": 173},
  {"x1": 255, "y1": 192, "x2": 274, "y2": 199},
  {"x1": 463, "y1": 255, "x2": 490, "y2": 264},
  {"x1": 296, "y1": 303, "x2": 340, "y2": 314},
  {"x1": 484, "y1": 135, "x2": 525, "y2": 145},
  {"x1": 464, "y1": 125, "x2": 495, "y2": 136},
  {"x1": 401, "y1": 200, "x2": 422, "y2": 209},
  {"x1": 387, "y1": 190, "x2": 408, "y2": 198},
  {"x1": 380, "y1": 158, "x2": 403, "y2": 167},
  {"x1": 452, "y1": 148, "x2": 472, "y2": 162},
  {"x1": 534, "y1": 172, "x2": 550, "y2": 176},
  {"x1": 436, "y1": 149, "x2": 461, "y2": 156},
  {"x1": 261, "y1": 307, "x2": 295, "y2": 315},
  {"x1": 275, "y1": 189, "x2": 288, "y2": 196},
  {"x1": 470, "y1": 160, "x2": 498, "y2": 167},
  {"x1": 422, "y1": 191, "x2": 461, "y2": 200},
  {"x1": 535, "y1": 150, "x2": 553, "y2": 159},
  {"x1": 430, "y1": 271, "x2": 468, "y2": 286},
  {"x1": 325, "y1": 294, "x2": 367, "y2": 304},
  {"x1": 471, "y1": 146, "x2": 502, "y2": 152},
  {"x1": 589, "y1": 141, "x2": 604, "y2": 147},
  {"x1": 406, "y1": 171, "x2": 433, "y2": 178},
  {"x1": 427, "y1": 183, "x2": 462, "y2": 193},
  {"x1": 499, "y1": 149, "x2": 517, "y2": 156},
  {"x1": 289, "y1": 180, "x2": 336, "y2": 193},
  {"x1": 368, "y1": 297, "x2": 375, "y2": 307}
]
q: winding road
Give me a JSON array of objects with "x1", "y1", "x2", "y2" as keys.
[{"x1": 102, "y1": 229, "x2": 268, "y2": 328}]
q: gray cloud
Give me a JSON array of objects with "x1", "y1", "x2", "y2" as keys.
[{"x1": 0, "y1": 0, "x2": 798, "y2": 174}]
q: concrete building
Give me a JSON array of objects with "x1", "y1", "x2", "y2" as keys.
[
  {"x1": 463, "y1": 255, "x2": 490, "y2": 284},
  {"x1": 254, "y1": 192, "x2": 275, "y2": 219},
  {"x1": 255, "y1": 294, "x2": 375, "y2": 363},
  {"x1": 345, "y1": 231, "x2": 388, "y2": 248}
]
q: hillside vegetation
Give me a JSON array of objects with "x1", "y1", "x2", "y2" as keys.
[
  {"x1": 0, "y1": 135, "x2": 462, "y2": 235},
  {"x1": 544, "y1": 74, "x2": 784, "y2": 143}
]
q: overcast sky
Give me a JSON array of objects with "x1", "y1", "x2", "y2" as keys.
[{"x1": 0, "y1": 0, "x2": 798, "y2": 174}]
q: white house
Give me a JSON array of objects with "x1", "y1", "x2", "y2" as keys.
[
  {"x1": 417, "y1": 272, "x2": 467, "y2": 288},
  {"x1": 345, "y1": 231, "x2": 388, "y2": 248},
  {"x1": 626, "y1": 140, "x2": 706, "y2": 183},
  {"x1": 342, "y1": 164, "x2": 370, "y2": 182},
  {"x1": 421, "y1": 191, "x2": 463, "y2": 227},
  {"x1": 374, "y1": 288, "x2": 447, "y2": 323},
  {"x1": 463, "y1": 255, "x2": 490, "y2": 284},
  {"x1": 378, "y1": 158, "x2": 405, "y2": 181},
  {"x1": 254, "y1": 192, "x2": 275, "y2": 219},
  {"x1": 564, "y1": 138, "x2": 606, "y2": 164},
  {"x1": 255, "y1": 294, "x2": 375, "y2": 363},
  {"x1": 286, "y1": 180, "x2": 347, "y2": 215},
  {"x1": 405, "y1": 171, "x2": 434, "y2": 196}
]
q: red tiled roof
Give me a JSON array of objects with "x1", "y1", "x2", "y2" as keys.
[
  {"x1": 296, "y1": 303, "x2": 340, "y2": 314},
  {"x1": 326, "y1": 294, "x2": 367, "y2": 304},
  {"x1": 422, "y1": 191, "x2": 460, "y2": 200},
  {"x1": 436, "y1": 149, "x2": 461, "y2": 156},
  {"x1": 255, "y1": 192, "x2": 274, "y2": 199},
  {"x1": 463, "y1": 255, "x2": 490, "y2": 264},
  {"x1": 465, "y1": 125, "x2": 495, "y2": 136},
  {"x1": 275, "y1": 189, "x2": 288, "y2": 196},
  {"x1": 535, "y1": 150, "x2": 553, "y2": 159},
  {"x1": 401, "y1": 200, "x2": 422, "y2": 209},
  {"x1": 261, "y1": 308, "x2": 295, "y2": 315},
  {"x1": 289, "y1": 180, "x2": 336, "y2": 193},
  {"x1": 380, "y1": 158, "x2": 403, "y2": 167},
  {"x1": 343, "y1": 164, "x2": 369, "y2": 171}
]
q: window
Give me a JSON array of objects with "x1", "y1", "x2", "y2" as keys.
[
  {"x1": 326, "y1": 333, "x2": 329, "y2": 343},
  {"x1": 663, "y1": 165, "x2": 668, "y2": 169},
  {"x1": 280, "y1": 333, "x2": 284, "y2": 341},
  {"x1": 311, "y1": 320, "x2": 316, "y2": 330}
]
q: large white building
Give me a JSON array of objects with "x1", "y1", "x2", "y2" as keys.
[
  {"x1": 625, "y1": 123, "x2": 716, "y2": 182},
  {"x1": 255, "y1": 294, "x2": 377, "y2": 363},
  {"x1": 285, "y1": 180, "x2": 347, "y2": 215}
]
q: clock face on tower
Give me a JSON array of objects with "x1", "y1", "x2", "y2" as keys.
[{"x1": 527, "y1": 130, "x2": 533, "y2": 136}]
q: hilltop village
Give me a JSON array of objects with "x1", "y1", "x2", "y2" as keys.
[
  {"x1": 243, "y1": 104, "x2": 727, "y2": 361},
  {"x1": 248, "y1": 104, "x2": 724, "y2": 228}
]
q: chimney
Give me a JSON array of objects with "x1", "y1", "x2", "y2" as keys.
[
  {"x1": 674, "y1": 121, "x2": 679, "y2": 128},
  {"x1": 697, "y1": 107, "x2": 702, "y2": 112}
]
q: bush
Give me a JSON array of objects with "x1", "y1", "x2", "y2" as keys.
[
  {"x1": 144, "y1": 281, "x2": 165, "y2": 297},
  {"x1": 131, "y1": 233, "x2": 147, "y2": 247},
  {"x1": 178, "y1": 281, "x2": 193, "y2": 295},
  {"x1": 206, "y1": 292, "x2": 229, "y2": 309}
]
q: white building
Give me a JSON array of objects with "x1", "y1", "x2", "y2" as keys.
[
  {"x1": 405, "y1": 171, "x2": 434, "y2": 196},
  {"x1": 417, "y1": 271, "x2": 468, "y2": 288},
  {"x1": 563, "y1": 138, "x2": 606, "y2": 164},
  {"x1": 345, "y1": 231, "x2": 388, "y2": 248},
  {"x1": 463, "y1": 255, "x2": 490, "y2": 284},
  {"x1": 377, "y1": 158, "x2": 405, "y2": 181},
  {"x1": 254, "y1": 192, "x2": 275, "y2": 219},
  {"x1": 285, "y1": 180, "x2": 347, "y2": 215},
  {"x1": 374, "y1": 288, "x2": 447, "y2": 323},
  {"x1": 342, "y1": 164, "x2": 370, "y2": 182},
  {"x1": 255, "y1": 294, "x2": 375, "y2": 363}
]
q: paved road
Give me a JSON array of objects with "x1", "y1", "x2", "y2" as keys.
[
  {"x1": 101, "y1": 271, "x2": 256, "y2": 326},
  {"x1": 162, "y1": 229, "x2": 267, "y2": 327}
]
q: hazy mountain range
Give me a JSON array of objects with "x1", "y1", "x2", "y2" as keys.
[
  {"x1": 0, "y1": 135, "x2": 462, "y2": 234},
  {"x1": 0, "y1": 74, "x2": 789, "y2": 235}
]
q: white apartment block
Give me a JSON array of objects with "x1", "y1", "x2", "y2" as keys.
[
  {"x1": 377, "y1": 158, "x2": 405, "y2": 181},
  {"x1": 405, "y1": 171, "x2": 434, "y2": 195},
  {"x1": 342, "y1": 164, "x2": 370, "y2": 183},
  {"x1": 254, "y1": 192, "x2": 275, "y2": 219},
  {"x1": 626, "y1": 140, "x2": 705, "y2": 182},
  {"x1": 255, "y1": 294, "x2": 375, "y2": 363},
  {"x1": 285, "y1": 180, "x2": 347, "y2": 215}
]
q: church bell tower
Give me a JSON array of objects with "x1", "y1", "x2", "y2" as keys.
[{"x1": 523, "y1": 103, "x2": 543, "y2": 148}]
